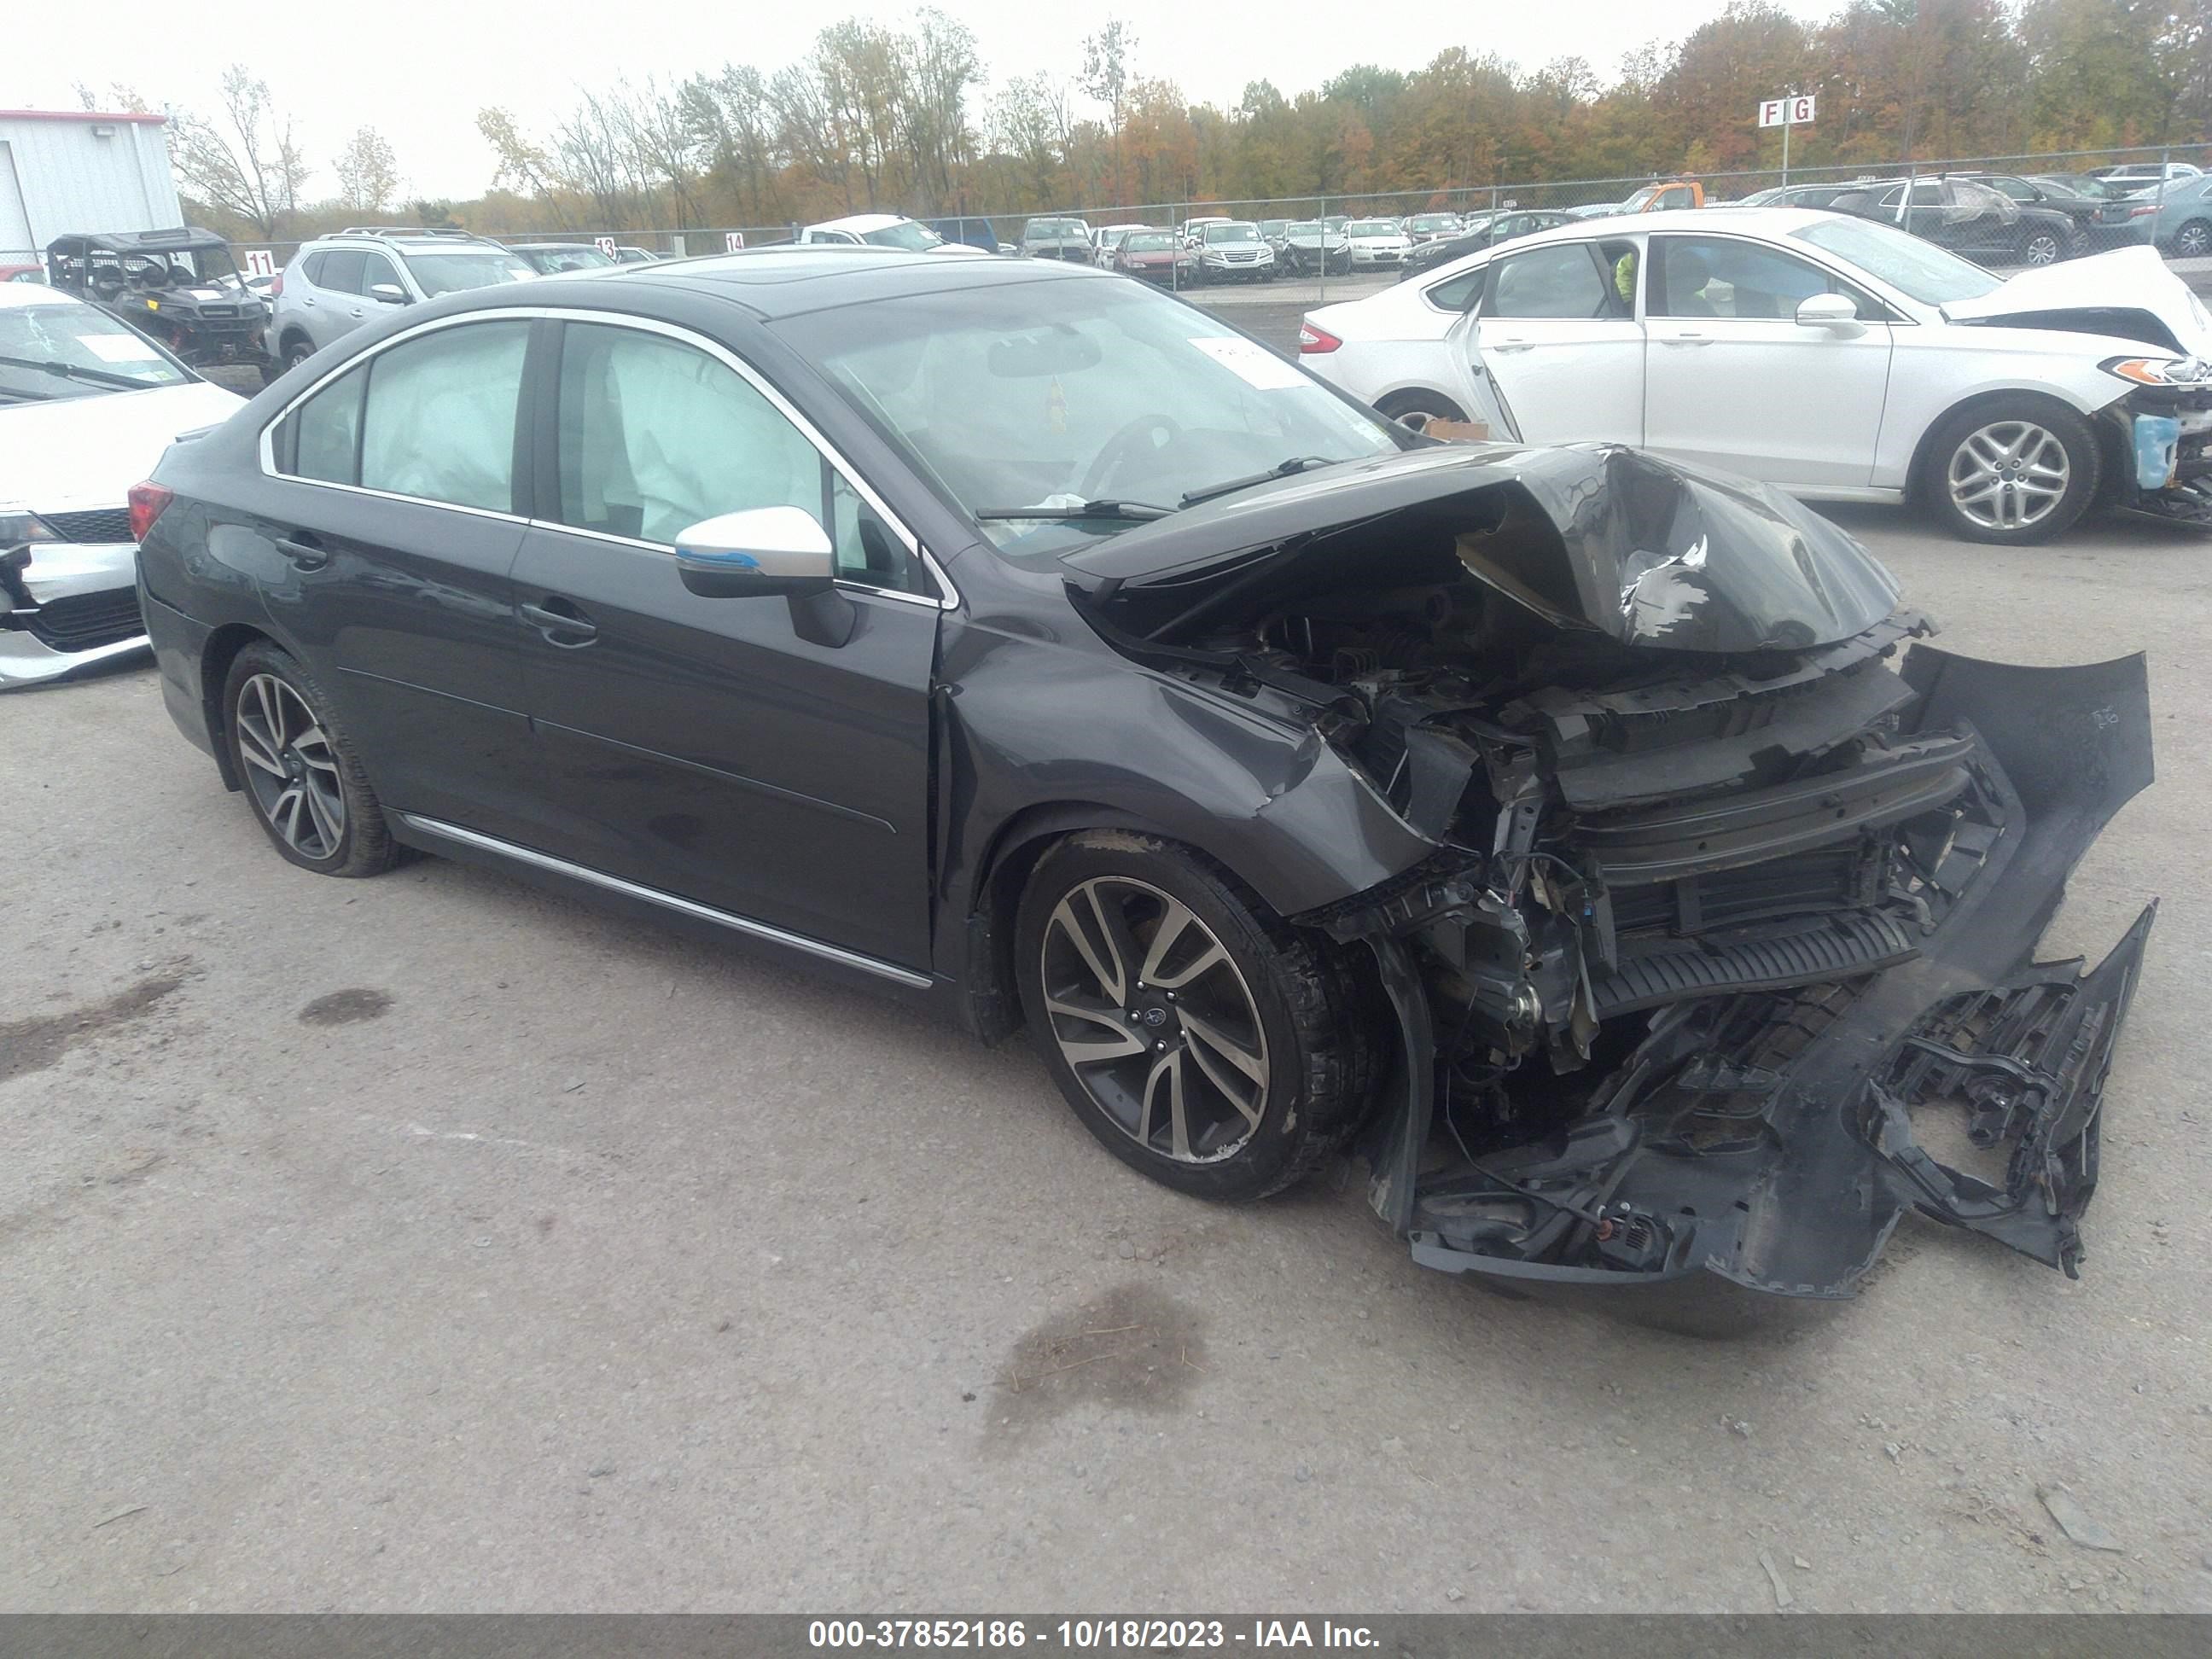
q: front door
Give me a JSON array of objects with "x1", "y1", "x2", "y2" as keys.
[
  {"x1": 509, "y1": 317, "x2": 940, "y2": 971},
  {"x1": 1465, "y1": 239, "x2": 1644, "y2": 445},
  {"x1": 1641, "y1": 234, "x2": 1894, "y2": 489}
]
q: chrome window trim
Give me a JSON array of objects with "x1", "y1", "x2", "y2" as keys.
[
  {"x1": 256, "y1": 305, "x2": 962, "y2": 611},
  {"x1": 394, "y1": 814, "x2": 932, "y2": 989}
]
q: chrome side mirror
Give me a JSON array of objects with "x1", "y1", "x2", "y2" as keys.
[
  {"x1": 1796, "y1": 292, "x2": 1865, "y2": 335},
  {"x1": 368, "y1": 282, "x2": 410, "y2": 306},
  {"x1": 674, "y1": 506, "x2": 835, "y2": 597}
]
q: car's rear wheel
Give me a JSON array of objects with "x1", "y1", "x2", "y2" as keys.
[
  {"x1": 1376, "y1": 390, "x2": 1470, "y2": 434},
  {"x1": 1015, "y1": 832, "x2": 1376, "y2": 1202},
  {"x1": 2174, "y1": 219, "x2": 2212, "y2": 258},
  {"x1": 223, "y1": 642, "x2": 398, "y2": 877},
  {"x1": 1923, "y1": 396, "x2": 2099, "y2": 544},
  {"x1": 2017, "y1": 228, "x2": 2066, "y2": 266}
]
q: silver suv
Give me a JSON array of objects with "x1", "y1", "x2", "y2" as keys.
[{"x1": 264, "y1": 228, "x2": 534, "y2": 374}]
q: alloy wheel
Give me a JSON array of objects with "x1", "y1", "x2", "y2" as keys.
[
  {"x1": 2179, "y1": 222, "x2": 2211, "y2": 258},
  {"x1": 1039, "y1": 876, "x2": 1271, "y2": 1164},
  {"x1": 2022, "y1": 232, "x2": 2063, "y2": 266},
  {"x1": 235, "y1": 672, "x2": 346, "y2": 859},
  {"x1": 1947, "y1": 420, "x2": 2071, "y2": 533}
]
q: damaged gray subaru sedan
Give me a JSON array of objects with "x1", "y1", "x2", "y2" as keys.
[{"x1": 135, "y1": 247, "x2": 2154, "y2": 1330}]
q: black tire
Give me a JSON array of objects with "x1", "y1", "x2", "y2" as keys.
[
  {"x1": 282, "y1": 335, "x2": 315, "y2": 372},
  {"x1": 1920, "y1": 394, "x2": 2101, "y2": 545},
  {"x1": 2017, "y1": 228, "x2": 2066, "y2": 267},
  {"x1": 222, "y1": 641, "x2": 399, "y2": 877},
  {"x1": 1015, "y1": 831, "x2": 1377, "y2": 1202},
  {"x1": 1376, "y1": 389, "x2": 1470, "y2": 434},
  {"x1": 2174, "y1": 219, "x2": 2212, "y2": 259}
]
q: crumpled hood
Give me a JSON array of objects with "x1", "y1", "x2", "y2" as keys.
[
  {"x1": 1943, "y1": 245, "x2": 2212, "y2": 356},
  {"x1": 0, "y1": 380, "x2": 244, "y2": 515},
  {"x1": 1061, "y1": 441, "x2": 1901, "y2": 655}
]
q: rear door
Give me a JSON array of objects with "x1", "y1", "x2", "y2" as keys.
[
  {"x1": 259, "y1": 315, "x2": 539, "y2": 836},
  {"x1": 1641, "y1": 233, "x2": 1893, "y2": 488},
  {"x1": 1462, "y1": 238, "x2": 1643, "y2": 445},
  {"x1": 507, "y1": 316, "x2": 941, "y2": 971}
]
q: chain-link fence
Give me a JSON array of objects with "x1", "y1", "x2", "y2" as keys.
[{"x1": 12, "y1": 140, "x2": 2212, "y2": 285}]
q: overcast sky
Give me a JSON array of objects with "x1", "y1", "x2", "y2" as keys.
[{"x1": 13, "y1": 0, "x2": 1835, "y2": 199}]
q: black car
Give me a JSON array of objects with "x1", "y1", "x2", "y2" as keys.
[
  {"x1": 1395, "y1": 211, "x2": 1580, "y2": 281},
  {"x1": 1964, "y1": 172, "x2": 2154, "y2": 251},
  {"x1": 133, "y1": 249, "x2": 2155, "y2": 1328},
  {"x1": 1829, "y1": 178, "x2": 2081, "y2": 266}
]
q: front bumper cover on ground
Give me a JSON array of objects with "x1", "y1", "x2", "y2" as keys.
[{"x1": 1358, "y1": 646, "x2": 2156, "y2": 1333}]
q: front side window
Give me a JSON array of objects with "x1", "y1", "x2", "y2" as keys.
[
  {"x1": 552, "y1": 322, "x2": 915, "y2": 591},
  {"x1": 1650, "y1": 236, "x2": 1871, "y2": 320},
  {"x1": 357, "y1": 253, "x2": 404, "y2": 297},
  {"x1": 1486, "y1": 243, "x2": 1612, "y2": 318}
]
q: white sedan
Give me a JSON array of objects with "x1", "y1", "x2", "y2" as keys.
[
  {"x1": 1298, "y1": 206, "x2": 2212, "y2": 543},
  {"x1": 2, "y1": 284, "x2": 243, "y2": 686},
  {"x1": 1343, "y1": 218, "x2": 1413, "y2": 271}
]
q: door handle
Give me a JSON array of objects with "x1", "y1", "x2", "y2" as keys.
[
  {"x1": 1491, "y1": 340, "x2": 1534, "y2": 353},
  {"x1": 1659, "y1": 334, "x2": 1712, "y2": 346},
  {"x1": 275, "y1": 535, "x2": 329, "y2": 571},
  {"x1": 520, "y1": 599, "x2": 598, "y2": 646}
]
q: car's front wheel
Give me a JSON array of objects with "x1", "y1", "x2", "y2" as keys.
[
  {"x1": 223, "y1": 642, "x2": 398, "y2": 876},
  {"x1": 2017, "y1": 227, "x2": 2067, "y2": 266},
  {"x1": 2174, "y1": 218, "x2": 2212, "y2": 258},
  {"x1": 1015, "y1": 832, "x2": 1376, "y2": 1201},
  {"x1": 1923, "y1": 395, "x2": 2100, "y2": 544}
]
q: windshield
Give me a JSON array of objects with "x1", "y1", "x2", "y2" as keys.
[
  {"x1": 1348, "y1": 220, "x2": 1397, "y2": 236},
  {"x1": 1260, "y1": 220, "x2": 1288, "y2": 236},
  {"x1": 528, "y1": 247, "x2": 615, "y2": 272},
  {"x1": 1412, "y1": 215, "x2": 1458, "y2": 230},
  {"x1": 0, "y1": 300, "x2": 192, "y2": 400},
  {"x1": 1124, "y1": 234, "x2": 1175, "y2": 252},
  {"x1": 778, "y1": 279, "x2": 1401, "y2": 559},
  {"x1": 1027, "y1": 220, "x2": 1084, "y2": 237},
  {"x1": 1203, "y1": 223, "x2": 1260, "y2": 244},
  {"x1": 1790, "y1": 216, "x2": 2004, "y2": 304},
  {"x1": 405, "y1": 249, "x2": 537, "y2": 294},
  {"x1": 863, "y1": 220, "x2": 945, "y2": 251}
]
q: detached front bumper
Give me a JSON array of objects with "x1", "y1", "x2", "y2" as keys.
[
  {"x1": 1356, "y1": 647, "x2": 2156, "y2": 1332},
  {"x1": 1, "y1": 539, "x2": 150, "y2": 689}
]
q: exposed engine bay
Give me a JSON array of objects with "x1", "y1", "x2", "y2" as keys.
[{"x1": 1066, "y1": 444, "x2": 2155, "y2": 1329}]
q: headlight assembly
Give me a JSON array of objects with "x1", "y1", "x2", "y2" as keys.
[{"x1": 2103, "y1": 355, "x2": 2212, "y2": 387}]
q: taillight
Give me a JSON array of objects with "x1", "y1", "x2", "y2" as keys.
[
  {"x1": 269, "y1": 271, "x2": 284, "y2": 297},
  {"x1": 128, "y1": 481, "x2": 174, "y2": 543},
  {"x1": 2130, "y1": 204, "x2": 2159, "y2": 218},
  {"x1": 1297, "y1": 322, "x2": 1342, "y2": 353}
]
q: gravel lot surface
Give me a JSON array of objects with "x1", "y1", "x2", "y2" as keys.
[{"x1": 6, "y1": 401, "x2": 2212, "y2": 1616}]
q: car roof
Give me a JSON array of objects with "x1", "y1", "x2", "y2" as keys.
[
  {"x1": 422, "y1": 243, "x2": 1110, "y2": 323},
  {"x1": 510, "y1": 242, "x2": 600, "y2": 251},
  {"x1": 809, "y1": 213, "x2": 912, "y2": 233},
  {"x1": 45, "y1": 225, "x2": 230, "y2": 254},
  {"x1": 0, "y1": 281, "x2": 92, "y2": 311}
]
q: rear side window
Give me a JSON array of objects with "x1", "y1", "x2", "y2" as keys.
[
  {"x1": 1486, "y1": 243, "x2": 1612, "y2": 318},
  {"x1": 297, "y1": 251, "x2": 329, "y2": 288},
  {"x1": 1424, "y1": 269, "x2": 1486, "y2": 311},
  {"x1": 293, "y1": 368, "x2": 366, "y2": 483},
  {"x1": 359, "y1": 322, "x2": 529, "y2": 510},
  {"x1": 277, "y1": 320, "x2": 528, "y2": 509}
]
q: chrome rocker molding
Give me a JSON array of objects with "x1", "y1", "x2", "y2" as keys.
[{"x1": 393, "y1": 813, "x2": 933, "y2": 989}]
